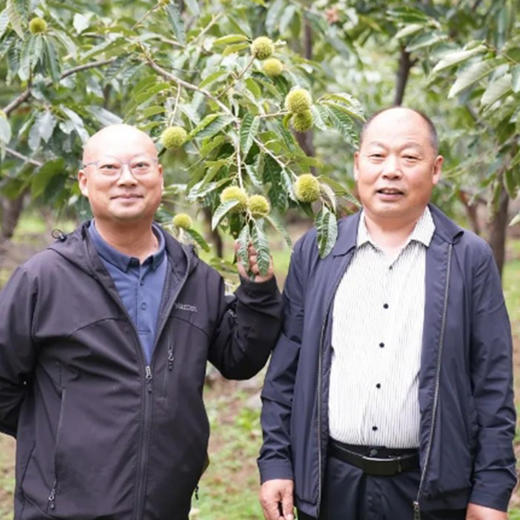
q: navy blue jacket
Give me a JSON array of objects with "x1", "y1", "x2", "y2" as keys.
[{"x1": 258, "y1": 205, "x2": 516, "y2": 517}]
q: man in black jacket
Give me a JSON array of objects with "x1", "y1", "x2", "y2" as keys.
[{"x1": 0, "y1": 124, "x2": 282, "y2": 519}]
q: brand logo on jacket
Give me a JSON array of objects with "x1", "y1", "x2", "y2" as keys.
[{"x1": 174, "y1": 303, "x2": 198, "y2": 312}]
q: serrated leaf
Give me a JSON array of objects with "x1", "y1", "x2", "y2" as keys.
[
  {"x1": 448, "y1": 60, "x2": 497, "y2": 98},
  {"x1": 265, "y1": 215, "x2": 292, "y2": 248},
  {"x1": 264, "y1": 155, "x2": 288, "y2": 211},
  {"x1": 211, "y1": 200, "x2": 240, "y2": 230},
  {"x1": 316, "y1": 207, "x2": 337, "y2": 258},
  {"x1": 187, "y1": 178, "x2": 229, "y2": 200},
  {"x1": 53, "y1": 29, "x2": 77, "y2": 60},
  {"x1": 245, "y1": 78, "x2": 261, "y2": 99},
  {"x1": 481, "y1": 73, "x2": 512, "y2": 107},
  {"x1": 213, "y1": 34, "x2": 249, "y2": 46},
  {"x1": 405, "y1": 31, "x2": 446, "y2": 53},
  {"x1": 190, "y1": 114, "x2": 233, "y2": 140},
  {"x1": 236, "y1": 225, "x2": 250, "y2": 271},
  {"x1": 251, "y1": 220, "x2": 270, "y2": 276},
  {"x1": 222, "y1": 42, "x2": 249, "y2": 56},
  {"x1": 387, "y1": 7, "x2": 431, "y2": 24},
  {"x1": 6, "y1": 0, "x2": 23, "y2": 39},
  {"x1": 38, "y1": 111, "x2": 57, "y2": 142},
  {"x1": 87, "y1": 106, "x2": 122, "y2": 126},
  {"x1": 432, "y1": 44, "x2": 487, "y2": 74},
  {"x1": 185, "y1": 228, "x2": 210, "y2": 252},
  {"x1": 240, "y1": 114, "x2": 260, "y2": 158},
  {"x1": 0, "y1": 116, "x2": 11, "y2": 144},
  {"x1": 28, "y1": 120, "x2": 41, "y2": 151},
  {"x1": 393, "y1": 23, "x2": 424, "y2": 40},
  {"x1": 245, "y1": 162, "x2": 263, "y2": 189},
  {"x1": 166, "y1": 3, "x2": 185, "y2": 45},
  {"x1": 325, "y1": 106, "x2": 359, "y2": 146},
  {"x1": 320, "y1": 181, "x2": 336, "y2": 213},
  {"x1": 319, "y1": 93, "x2": 365, "y2": 121},
  {"x1": 141, "y1": 105, "x2": 165, "y2": 118},
  {"x1": 44, "y1": 36, "x2": 61, "y2": 83},
  {"x1": 60, "y1": 106, "x2": 88, "y2": 143},
  {"x1": 0, "y1": 9, "x2": 9, "y2": 39},
  {"x1": 266, "y1": 0, "x2": 286, "y2": 36}
]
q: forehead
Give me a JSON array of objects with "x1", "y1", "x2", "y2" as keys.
[
  {"x1": 84, "y1": 130, "x2": 157, "y2": 162},
  {"x1": 361, "y1": 109, "x2": 431, "y2": 149}
]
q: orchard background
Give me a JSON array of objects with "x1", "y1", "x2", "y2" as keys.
[{"x1": 0, "y1": 0, "x2": 519, "y2": 518}]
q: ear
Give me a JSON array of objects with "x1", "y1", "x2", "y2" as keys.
[
  {"x1": 432, "y1": 155, "x2": 443, "y2": 186},
  {"x1": 353, "y1": 151, "x2": 360, "y2": 181},
  {"x1": 158, "y1": 163, "x2": 164, "y2": 194},
  {"x1": 78, "y1": 169, "x2": 89, "y2": 198}
]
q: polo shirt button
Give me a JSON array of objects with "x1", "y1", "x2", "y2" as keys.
[
  {"x1": 383, "y1": 303, "x2": 389, "y2": 309},
  {"x1": 376, "y1": 383, "x2": 381, "y2": 389},
  {"x1": 372, "y1": 426, "x2": 378, "y2": 431},
  {"x1": 379, "y1": 342, "x2": 385, "y2": 348},
  {"x1": 141, "y1": 302, "x2": 147, "y2": 310}
]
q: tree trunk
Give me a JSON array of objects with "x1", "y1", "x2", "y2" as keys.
[
  {"x1": 394, "y1": 46, "x2": 414, "y2": 106},
  {"x1": 487, "y1": 185, "x2": 509, "y2": 278},
  {"x1": 1, "y1": 194, "x2": 25, "y2": 242},
  {"x1": 457, "y1": 190, "x2": 481, "y2": 235}
]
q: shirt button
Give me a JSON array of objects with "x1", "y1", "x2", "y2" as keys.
[
  {"x1": 372, "y1": 426, "x2": 378, "y2": 431},
  {"x1": 376, "y1": 383, "x2": 381, "y2": 389},
  {"x1": 383, "y1": 303, "x2": 389, "y2": 309},
  {"x1": 379, "y1": 342, "x2": 385, "y2": 348},
  {"x1": 141, "y1": 302, "x2": 147, "y2": 310}
]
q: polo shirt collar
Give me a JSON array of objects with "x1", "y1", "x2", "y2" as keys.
[
  {"x1": 357, "y1": 206, "x2": 435, "y2": 250},
  {"x1": 88, "y1": 220, "x2": 166, "y2": 272}
]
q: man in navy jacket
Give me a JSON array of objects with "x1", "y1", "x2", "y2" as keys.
[{"x1": 258, "y1": 107, "x2": 516, "y2": 520}]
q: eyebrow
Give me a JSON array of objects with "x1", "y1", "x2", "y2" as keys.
[{"x1": 365, "y1": 140, "x2": 424, "y2": 150}]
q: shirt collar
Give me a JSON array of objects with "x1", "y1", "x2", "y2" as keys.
[
  {"x1": 357, "y1": 206, "x2": 435, "y2": 249},
  {"x1": 88, "y1": 220, "x2": 166, "y2": 272}
]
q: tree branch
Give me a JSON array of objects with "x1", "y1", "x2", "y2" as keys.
[
  {"x1": 3, "y1": 58, "x2": 118, "y2": 116},
  {"x1": 5, "y1": 147, "x2": 43, "y2": 167}
]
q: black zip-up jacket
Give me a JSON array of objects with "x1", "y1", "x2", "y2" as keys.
[{"x1": 0, "y1": 222, "x2": 282, "y2": 520}]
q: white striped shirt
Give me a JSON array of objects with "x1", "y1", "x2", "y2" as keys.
[{"x1": 328, "y1": 207, "x2": 435, "y2": 448}]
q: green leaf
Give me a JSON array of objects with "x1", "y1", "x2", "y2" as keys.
[
  {"x1": 28, "y1": 120, "x2": 41, "y2": 151},
  {"x1": 266, "y1": 0, "x2": 286, "y2": 36},
  {"x1": 0, "y1": 116, "x2": 11, "y2": 144},
  {"x1": 31, "y1": 158, "x2": 65, "y2": 198},
  {"x1": 251, "y1": 220, "x2": 271, "y2": 276},
  {"x1": 183, "y1": 0, "x2": 200, "y2": 16},
  {"x1": 264, "y1": 155, "x2": 287, "y2": 211},
  {"x1": 279, "y1": 4, "x2": 297, "y2": 34},
  {"x1": 504, "y1": 168, "x2": 519, "y2": 199},
  {"x1": 448, "y1": 60, "x2": 497, "y2": 98},
  {"x1": 87, "y1": 106, "x2": 122, "y2": 126},
  {"x1": 240, "y1": 114, "x2": 260, "y2": 158},
  {"x1": 265, "y1": 214, "x2": 292, "y2": 248},
  {"x1": 245, "y1": 162, "x2": 263, "y2": 189},
  {"x1": 73, "y1": 13, "x2": 90, "y2": 34},
  {"x1": 0, "y1": 9, "x2": 9, "y2": 39},
  {"x1": 135, "y1": 82, "x2": 171, "y2": 105},
  {"x1": 236, "y1": 225, "x2": 250, "y2": 271},
  {"x1": 511, "y1": 65, "x2": 520, "y2": 93},
  {"x1": 316, "y1": 207, "x2": 338, "y2": 258},
  {"x1": 141, "y1": 105, "x2": 165, "y2": 118},
  {"x1": 393, "y1": 23, "x2": 424, "y2": 40},
  {"x1": 211, "y1": 200, "x2": 240, "y2": 230},
  {"x1": 510, "y1": 212, "x2": 520, "y2": 227},
  {"x1": 432, "y1": 44, "x2": 487, "y2": 74},
  {"x1": 405, "y1": 31, "x2": 447, "y2": 53},
  {"x1": 222, "y1": 42, "x2": 249, "y2": 56},
  {"x1": 38, "y1": 111, "x2": 57, "y2": 142},
  {"x1": 319, "y1": 93, "x2": 365, "y2": 121},
  {"x1": 213, "y1": 34, "x2": 249, "y2": 46},
  {"x1": 387, "y1": 7, "x2": 431, "y2": 24},
  {"x1": 52, "y1": 29, "x2": 77, "y2": 60},
  {"x1": 44, "y1": 36, "x2": 61, "y2": 83},
  {"x1": 6, "y1": 0, "x2": 23, "y2": 39},
  {"x1": 324, "y1": 106, "x2": 359, "y2": 146},
  {"x1": 190, "y1": 114, "x2": 233, "y2": 140},
  {"x1": 166, "y1": 3, "x2": 186, "y2": 45},
  {"x1": 245, "y1": 78, "x2": 262, "y2": 99},
  {"x1": 480, "y1": 73, "x2": 512, "y2": 107},
  {"x1": 199, "y1": 70, "x2": 227, "y2": 88},
  {"x1": 185, "y1": 228, "x2": 210, "y2": 252}
]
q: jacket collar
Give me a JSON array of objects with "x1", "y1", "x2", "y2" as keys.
[{"x1": 331, "y1": 203, "x2": 463, "y2": 256}]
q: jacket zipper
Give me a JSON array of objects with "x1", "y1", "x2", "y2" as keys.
[
  {"x1": 413, "y1": 243, "x2": 453, "y2": 520},
  {"x1": 48, "y1": 479, "x2": 57, "y2": 511}
]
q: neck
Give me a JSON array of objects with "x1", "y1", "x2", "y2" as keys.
[
  {"x1": 94, "y1": 219, "x2": 158, "y2": 263},
  {"x1": 363, "y1": 211, "x2": 422, "y2": 254}
]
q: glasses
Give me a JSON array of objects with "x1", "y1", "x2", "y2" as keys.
[{"x1": 82, "y1": 156, "x2": 159, "y2": 178}]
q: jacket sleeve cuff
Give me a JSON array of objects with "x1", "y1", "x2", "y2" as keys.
[
  {"x1": 468, "y1": 487, "x2": 512, "y2": 512},
  {"x1": 238, "y1": 275, "x2": 279, "y2": 296},
  {"x1": 258, "y1": 459, "x2": 294, "y2": 483}
]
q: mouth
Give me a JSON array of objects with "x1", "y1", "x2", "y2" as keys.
[
  {"x1": 376, "y1": 188, "x2": 404, "y2": 195},
  {"x1": 111, "y1": 194, "x2": 143, "y2": 200}
]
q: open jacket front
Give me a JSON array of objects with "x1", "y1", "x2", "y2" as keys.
[
  {"x1": 0, "y1": 222, "x2": 282, "y2": 520},
  {"x1": 258, "y1": 204, "x2": 516, "y2": 517}
]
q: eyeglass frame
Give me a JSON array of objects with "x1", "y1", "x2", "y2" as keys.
[{"x1": 81, "y1": 155, "x2": 160, "y2": 178}]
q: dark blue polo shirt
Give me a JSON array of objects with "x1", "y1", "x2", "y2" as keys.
[{"x1": 89, "y1": 221, "x2": 167, "y2": 365}]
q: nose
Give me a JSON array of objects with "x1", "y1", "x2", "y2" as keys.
[
  {"x1": 117, "y1": 163, "x2": 137, "y2": 185},
  {"x1": 381, "y1": 155, "x2": 402, "y2": 178}
]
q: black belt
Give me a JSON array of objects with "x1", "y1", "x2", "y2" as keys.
[{"x1": 328, "y1": 439, "x2": 419, "y2": 477}]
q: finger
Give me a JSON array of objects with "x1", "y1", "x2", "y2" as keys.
[
  {"x1": 281, "y1": 488, "x2": 294, "y2": 520},
  {"x1": 262, "y1": 500, "x2": 283, "y2": 520}
]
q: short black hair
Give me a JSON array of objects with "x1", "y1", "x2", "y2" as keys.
[{"x1": 359, "y1": 107, "x2": 439, "y2": 154}]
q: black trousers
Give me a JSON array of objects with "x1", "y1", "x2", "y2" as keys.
[{"x1": 297, "y1": 455, "x2": 466, "y2": 520}]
